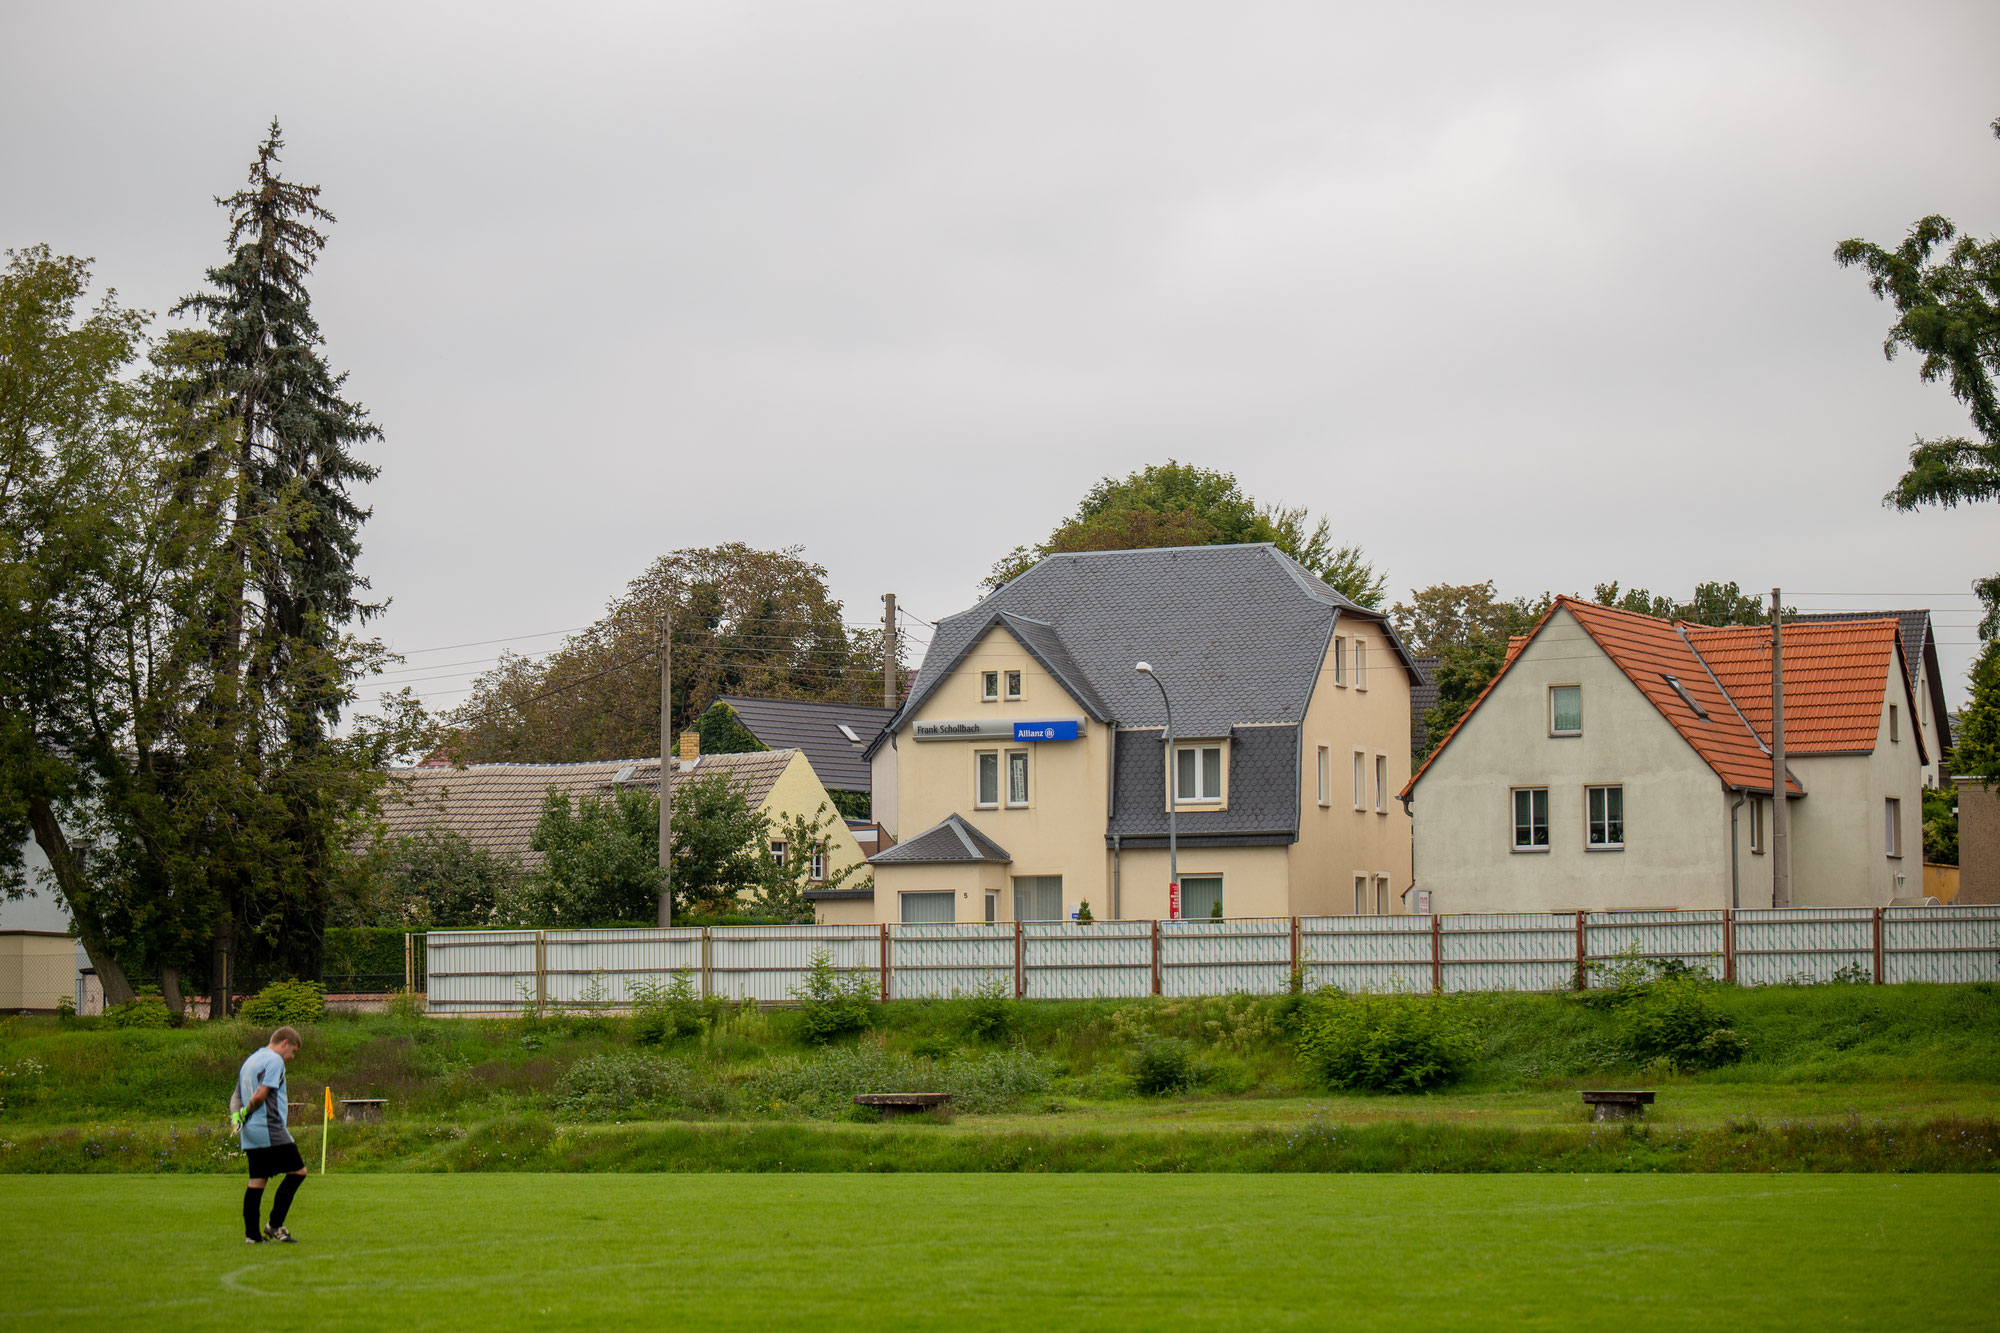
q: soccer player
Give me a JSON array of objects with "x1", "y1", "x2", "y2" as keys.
[{"x1": 234, "y1": 1026, "x2": 307, "y2": 1244}]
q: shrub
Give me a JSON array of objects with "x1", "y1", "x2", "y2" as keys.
[
  {"x1": 630, "y1": 972, "x2": 718, "y2": 1046},
  {"x1": 551, "y1": 1052, "x2": 703, "y2": 1119},
  {"x1": 387, "y1": 987, "x2": 425, "y2": 1021},
  {"x1": 1614, "y1": 976, "x2": 1745, "y2": 1071},
  {"x1": 958, "y1": 977, "x2": 1013, "y2": 1043},
  {"x1": 1294, "y1": 991, "x2": 1477, "y2": 1092},
  {"x1": 1127, "y1": 1036, "x2": 1197, "y2": 1095},
  {"x1": 239, "y1": 979, "x2": 326, "y2": 1027},
  {"x1": 104, "y1": 988, "x2": 172, "y2": 1030},
  {"x1": 744, "y1": 1044, "x2": 1054, "y2": 1117},
  {"x1": 788, "y1": 949, "x2": 877, "y2": 1044}
]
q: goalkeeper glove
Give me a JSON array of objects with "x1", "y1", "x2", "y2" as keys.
[{"x1": 229, "y1": 1107, "x2": 247, "y2": 1131}]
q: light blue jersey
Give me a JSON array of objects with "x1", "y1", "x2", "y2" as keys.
[{"x1": 236, "y1": 1047, "x2": 292, "y2": 1150}]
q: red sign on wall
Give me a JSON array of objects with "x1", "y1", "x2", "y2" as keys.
[{"x1": 1167, "y1": 881, "x2": 1180, "y2": 920}]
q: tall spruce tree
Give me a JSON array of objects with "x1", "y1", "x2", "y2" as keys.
[{"x1": 172, "y1": 121, "x2": 384, "y2": 1014}]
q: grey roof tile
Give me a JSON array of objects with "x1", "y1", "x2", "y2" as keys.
[
  {"x1": 869, "y1": 812, "x2": 1012, "y2": 864},
  {"x1": 709, "y1": 695, "x2": 894, "y2": 793},
  {"x1": 1106, "y1": 725, "x2": 1300, "y2": 842},
  {"x1": 1409, "y1": 654, "x2": 1440, "y2": 754}
]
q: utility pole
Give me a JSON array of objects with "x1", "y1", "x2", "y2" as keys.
[
  {"x1": 882, "y1": 593, "x2": 898, "y2": 710},
  {"x1": 657, "y1": 612, "x2": 673, "y2": 928},
  {"x1": 1770, "y1": 587, "x2": 1790, "y2": 909}
]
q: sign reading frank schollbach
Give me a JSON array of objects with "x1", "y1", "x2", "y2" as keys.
[{"x1": 912, "y1": 718, "x2": 1085, "y2": 742}]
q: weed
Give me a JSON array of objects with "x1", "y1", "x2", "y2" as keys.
[
  {"x1": 788, "y1": 950, "x2": 877, "y2": 1045},
  {"x1": 1128, "y1": 1037, "x2": 1197, "y2": 1095},
  {"x1": 1294, "y1": 991, "x2": 1476, "y2": 1092}
]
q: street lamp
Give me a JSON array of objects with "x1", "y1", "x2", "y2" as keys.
[{"x1": 1134, "y1": 662, "x2": 1179, "y2": 919}]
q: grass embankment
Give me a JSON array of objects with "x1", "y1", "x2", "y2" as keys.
[
  {"x1": 6, "y1": 1175, "x2": 1996, "y2": 1330},
  {"x1": 2, "y1": 983, "x2": 1995, "y2": 1173}
]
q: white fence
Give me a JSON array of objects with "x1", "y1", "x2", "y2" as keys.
[{"x1": 423, "y1": 905, "x2": 2000, "y2": 1014}]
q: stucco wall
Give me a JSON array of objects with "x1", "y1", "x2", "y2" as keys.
[
  {"x1": 1954, "y1": 779, "x2": 1998, "y2": 905},
  {"x1": 1114, "y1": 844, "x2": 1294, "y2": 920},
  {"x1": 763, "y1": 752, "x2": 871, "y2": 890},
  {"x1": 0, "y1": 932, "x2": 76, "y2": 1010},
  {"x1": 1409, "y1": 607, "x2": 1732, "y2": 911},
  {"x1": 1787, "y1": 666, "x2": 1921, "y2": 906},
  {"x1": 872, "y1": 860, "x2": 1010, "y2": 923},
  {"x1": 810, "y1": 895, "x2": 878, "y2": 926},
  {"x1": 1290, "y1": 615, "x2": 1414, "y2": 914}
]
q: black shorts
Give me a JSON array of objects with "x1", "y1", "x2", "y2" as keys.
[{"x1": 245, "y1": 1142, "x2": 305, "y2": 1178}]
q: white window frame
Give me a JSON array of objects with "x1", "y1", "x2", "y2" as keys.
[
  {"x1": 1549, "y1": 684, "x2": 1583, "y2": 737},
  {"x1": 1355, "y1": 639, "x2": 1368, "y2": 691},
  {"x1": 1885, "y1": 797, "x2": 1902, "y2": 858},
  {"x1": 809, "y1": 844, "x2": 827, "y2": 882},
  {"x1": 1585, "y1": 784, "x2": 1625, "y2": 851},
  {"x1": 981, "y1": 670, "x2": 1000, "y2": 701},
  {"x1": 1749, "y1": 796, "x2": 1765, "y2": 855},
  {"x1": 1006, "y1": 749, "x2": 1031, "y2": 808},
  {"x1": 1354, "y1": 874, "x2": 1369, "y2": 915},
  {"x1": 1375, "y1": 874, "x2": 1389, "y2": 915},
  {"x1": 1316, "y1": 745, "x2": 1332, "y2": 807},
  {"x1": 1352, "y1": 750, "x2": 1366, "y2": 811},
  {"x1": 1511, "y1": 787, "x2": 1550, "y2": 852},
  {"x1": 1332, "y1": 637, "x2": 1347, "y2": 686},
  {"x1": 1004, "y1": 669, "x2": 1024, "y2": 701},
  {"x1": 1889, "y1": 704, "x2": 1899, "y2": 743},
  {"x1": 1174, "y1": 743, "x2": 1224, "y2": 804},
  {"x1": 1374, "y1": 754, "x2": 1388, "y2": 813},
  {"x1": 768, "y1": 838, "x2": 788, "y2": 866}
]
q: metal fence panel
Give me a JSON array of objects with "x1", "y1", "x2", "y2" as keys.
[
  {"x1": 1585, "y1": 910, "x2": 1726, "y2": 981},
  {"x1": 1299, "y1": 916, "x2": 1432, "y2": 993},
  {"x1": 1027, "y1": 921, "x2": 1155, "y2": 999},
  {"x1": 1157, "y1": 918, "x2": 1292, "y2": 997},
  {"x1": 423, "y1": 931, "x2": 541, "y2": 1013},
  {"x1": 1884, "y1": 906, "x2": 2000, "y2": 984},
  {"x1": 892, "y1": 925, "x2": 1016, "y2": 999},
  {"x1": 1733, "y1": 908, "x2": 1875, "y2": 986},
  {"x1": 542, "y1": 928, "x2": 704, "y2": 1006},
  {"x1": 710, "y1": 924, "x2": 880, "y2": 1002},
  {"x1": 1442, "y1": 913, "x2": 1574, "y2": 992}
]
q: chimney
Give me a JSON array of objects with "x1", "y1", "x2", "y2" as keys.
[{"x1": 678, "y1": 730, "x2": 700, "y2": 763}]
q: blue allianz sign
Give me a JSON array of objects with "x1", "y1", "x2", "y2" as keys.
[{"x1": 1014, "y1": 720, "x2": 1080, "y2": 742}]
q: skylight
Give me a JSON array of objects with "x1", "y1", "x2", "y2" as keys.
[
  {"x1": 1661, "y1": 676, "x2": 1708, "y2": 719},
  {"x1": 838, "y1": 724, "x2": 862, "y2": 743}
]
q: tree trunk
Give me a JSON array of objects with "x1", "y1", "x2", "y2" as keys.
[
  {"x1": 160, "y1": 962, "x2": 184, "y2": 1016},
  {"x1": 24, "y1": 796, "x2": 136, "y2": 1007},
  {"x1": 210, "y1": 916, "x2": 235, "y2": 1021}
]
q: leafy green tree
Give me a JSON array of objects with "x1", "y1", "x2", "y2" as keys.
[
  {"x1": 1390, "y1": 582, "x2": 1547, "y2": 656},
  {"x1": 753, "y1": 801, "x2": 868, "y2": 923},
  {"x1": 1836, "y1": 118, "x2": 2000, "y2": 637},
  {"x1": 692, "y1": 701, "x2": 768, "y2": 755},
  {"x1": 375, "y1": 830, "x2": 523, "y2": 928},
  {"x1": 667, "y1": 771, "x2": 777, "y2": 916},
  {"x1": 1951, "y1": 637, "x2": 2000, "y2": 783},
  {"x1": 525, "y1": 786, "x2": 665, "y2": 926},
  {"x1": 1591, "y1": 580, "x2": 1777, "y2": 627},
  {"x1": 982, "y1": 462, "x2": 1386, "y2": 606},
  {"x1": 1921, "y1": 785, "x2": 1959, "y2": 865}
]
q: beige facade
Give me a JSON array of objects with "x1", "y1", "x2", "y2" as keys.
[
  {"x1": 0, "y1": 931, "x2": 76, "y2": 1011},
  {"x1": 1787, "y1": 666, "x2": 1925, "y2": 906},
  {"x1": 1957, "y1": 779, "x2": 1999, "y2": 906}
]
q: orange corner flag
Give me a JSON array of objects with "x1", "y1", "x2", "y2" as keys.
[{"x1": 321, "y1": 1086, "x2": 333, "y2": 1173}]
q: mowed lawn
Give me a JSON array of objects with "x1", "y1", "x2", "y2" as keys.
[{"x1": 3, "y1": 1175, "x2": 1995, "y2": 1331}]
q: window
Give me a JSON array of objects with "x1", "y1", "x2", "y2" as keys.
[
  {"x1": 1354, "y1": 875, "x2": 1369, "y2": 915},
  {"x1": 1353, "y1": 751, "x2": 1366, "y2": 810},
  {"x1": 1317, "y1": 746, "x2": 1332, "y2": 806},
  {"x1": 809, "y1": 844, "x2": 826, "y2": 881},
  {"x1": 1375, "y1": 755, "x2": 1388, "y2": 813},
  {"x1": 1550, "y1": 686, "x2": 1582, "y2": 736},
  {"x1": 1006, "y1": 750, "x2": 1030, "y2": 806},
  {"x1": 984, "y1": 892, "x2": 997, "y2": 924},
  {"x1": 901, "y1": 891, "x2": 955, "y2": 924},
  {"x1": 1663, "y1": 675, "x2": 1708, "y2": 719},
  {"x1": 981, "y1": 670, "x2": 1000, "y2": 701},
  {"x1": 1749, "y1": 797, "x2": 1765, "y2": 854},
  {"x1": 838, "y1": 723, "x2": 863, "y2": 743},
  {"x1": 1586, "y1": 785, "x2": 1624, "y2": 850},
  {"x1": 1333, "y1": 637, "x2": 1346, "y2": 685},
  {"x1": 1004, "y1": 669, "x2": 1023, "y2": 700},
  {"x1": 768, "y1": 839, "x2": 788, "y2": 865},
  {"x1": 1512, "y1": 788, "x2": 1549, "y2": 850},
  {"x1": 1175, "y1": 744, "x2": 1223, "y2": 803},
  {"x1": 975, "y1": 751, "x2": 1000, "y2": 808},
  {"x1": 1375, "y1": 875, "x2": 1389, "y2": 915},
  {"x1": 1885, "y1": 798, "x2": 1902, "y2": 858},
  {"x1": 1355, "y1": 639, "x2": 1368, "y2": 690},
  {"x1": 1181, "y1": 875, "x2": 1223, "y2": 920},
  {"x1": 1013, "y1": 875, "x2": 1063, "y2": 921},
  {"x1": 1889, "y1": 704, "x2": 1900, "y2": 743}
]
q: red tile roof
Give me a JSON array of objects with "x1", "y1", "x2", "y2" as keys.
[{"x1": 1401, "y1": 598, "x2": 1912, "y2": 800}]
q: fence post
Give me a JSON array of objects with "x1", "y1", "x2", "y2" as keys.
[
  {"x1": 534, "y1": 930, "x2": 547, "y2": 1016},
  {"x1": 701, "y1": 927, "x2": 713, "y2": 1000},
  {"x1": 1151, "y1": 919, "x2": 1162, "y2": 996},
  {"x1": 1873, "y1": 907, "x2": 1885, "y2": 985},
  {"x1": 1574, "y1": 912, "x2": 1587, "y2": 991},
  {"x1": 1431, "y1": 915, "x2": 1444, "y2": 995},
  {"x1": 403, "y1": 933, "x2": 414, "y2": 992},
  {"x1": 880, "y1": 923, "x2": 891, "y2": 1003},
  {"x1": 1722, "y1": 909, "x2": 1735, "y2": 984},
  {"x1": 1014, "y1": 920, "x2": 1025, "y2": 1000},
  {"x1": 1290, "y1": 915, "x2": 1300, "y2": 980}
]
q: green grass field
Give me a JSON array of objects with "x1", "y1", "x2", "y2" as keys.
[{"x1": 2, "y1": 1174, "x2": 1994, "y2": 1330}]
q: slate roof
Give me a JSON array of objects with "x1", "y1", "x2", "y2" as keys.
[
  {"x1": 708, "y1": 695, "x2": 895, "y2": 793},
  {"x1": 1106, "y1": 725, "x2": 1301, "y2": 844},
  {"x1": 376, "y1": 750, "x2": 798, "y2": 868},
  {"x1": 867, "y1": 544, "x2": 1417, "y2": 752},
  {"x1": 1408, "y1": 654, "x2": 1440, "y2": 755},
  {"x1": 868, "y1": 813, "x2": 1012, "y2": 865}
]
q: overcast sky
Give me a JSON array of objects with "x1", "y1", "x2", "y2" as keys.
[{"x1": 4, "y1": 0, "x2": 1996, "y2": 717}]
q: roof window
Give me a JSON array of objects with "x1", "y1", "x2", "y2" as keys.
[
  {"x1": 838, "y1": 723, "x2": 863, "y2": 743},
  {"x1": 1662, "y1": 675, "x2": 1708, "y2": 719}
]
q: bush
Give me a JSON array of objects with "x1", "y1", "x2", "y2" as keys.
[
  {"x1": 958, "y1": 977, "x2": 1013, "y2": 1043},
  {"x1": 630, "y1": 972, "x2": 719, "y2": 1046},
  {"x1": 1127, "y1": 1036, "x2": 1197, "y2": 1095},
  {"x1": 239, "y1": 979, "x2": 326, "y2": 1027},
  {"x1": 744, "y1": 1044, "x2": 1054, "y2": 1117},
  {"x1": 104, "y1": 990, "x2": 172, "y2": 1030},
  {"x1": 551, "y1": 1052, "x2": 704, "y2": 1119},
  {"x1": 788, "y1": 949, "x2": 876, "y2": 1045},
  {"x1": 1294, "y1": 991, "x2": 1477, "y2": 1092},
  {"x1": 1614, "y1": 976, "x2": 1745, "y2": 1071}
]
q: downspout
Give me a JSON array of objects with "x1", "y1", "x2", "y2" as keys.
[
  {"x1": 1111, "y1": 833, "x2": 1122, "y2": 922},
  {"x1": 1728, "y1": 787, "x2": 1745, "y2": 911},
  {"x1": 1106, "y1": 723, "x2": 1118, "y2": 918}
]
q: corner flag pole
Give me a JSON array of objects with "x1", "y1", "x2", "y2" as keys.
[{"x1": 322, "y1": 1086, "x2": 332, "y2": 1173}]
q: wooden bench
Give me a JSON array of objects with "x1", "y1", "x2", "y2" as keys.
[
  {"x1": 853, "y1": 1093, "x2": 951, "y2": 1119},
  {"x1": 1581, "y1": 1090, "x2": 1655, "y2": 1122},
  {"x1": 338, "y1": 1098, "x2": 387, "y2": 1123}
]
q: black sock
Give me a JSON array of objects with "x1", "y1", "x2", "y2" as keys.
[
  {"x1": 244, "y1": 1186, "x2": 264, "y2": 1240},
  {"x1": 270, "y1": 1173, "x2": 304, "y2": 1227}
]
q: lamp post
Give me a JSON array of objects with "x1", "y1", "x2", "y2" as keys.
[{"x1": 1134, "y1": 662, "x2": 1179, "y2": 919}]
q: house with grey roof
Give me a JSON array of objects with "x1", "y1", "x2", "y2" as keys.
[{"x1": 827, "y1": 544, "x2": 1421, "y2": 925}]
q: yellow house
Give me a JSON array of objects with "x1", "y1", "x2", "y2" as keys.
[
  {"x1": 826, "y1": 544, "x2": 1421, "y2": 925},
  {"x1": 379, "y1": 749, "x2": 868, "y2": 899}
]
